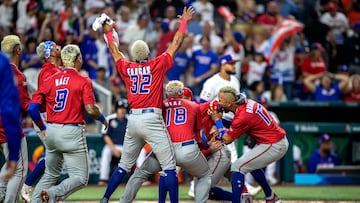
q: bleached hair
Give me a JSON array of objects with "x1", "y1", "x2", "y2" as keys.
[
  {"x1": 166, "y1": 80, "x2": 184, "y2": 97},
  {"x1": 61, "y1": 44, "x2": 80, "y2": 67},
  {"x1": 219, "y1": 86, "x2": 242, "y2": 103},
  {"x1": 129, "y1": 40, "x2": 150, "y2": 62},
  {"x1": 1, "y1": 35, "x2": 21, "y2": 58},
  {"x1": 36, "y1": 42, "x2": 47, "y2": 58}
]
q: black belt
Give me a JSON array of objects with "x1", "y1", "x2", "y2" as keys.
[{"x1": 181, "y1": 140, "x2": 195, "y2": 146}]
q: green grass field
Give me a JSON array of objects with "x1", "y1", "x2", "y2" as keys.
[{"x1": 65, "y1": 185, "x2": 360, "y2": 201}]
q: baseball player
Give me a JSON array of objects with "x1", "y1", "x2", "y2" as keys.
[
  {"x1": 98, "y1": 7, "x2": 195, "y2": 203},
  {"x1": 208, "y1": 86, "x2": 289, "y2": 203},
  {"x1": 0, "y1": 35, "x2": 30, "y2": 203},
  {"x1": 0, "y1": 51, "x2": 22, "y2": 184},
  {"x1": 21, "y1": 40, "x2": 62, "y2": 203},
  {"x1": 28, "y1": 44, "x2": 108, "y2": 203},
  {"x1": 119, "y1": 80, "x2": 212, "y2": 203}
]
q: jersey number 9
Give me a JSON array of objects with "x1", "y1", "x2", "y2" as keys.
[{"x1": 53, "y1": 89, "x2": 69, "y2": 112}]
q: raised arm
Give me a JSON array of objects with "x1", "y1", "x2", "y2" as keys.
[
  {"x1": 166, "y1": 7, "x2": 195, "y2": 58},
  {"x1": 102, "y1": 22, "x2": 125, "y2": 63},
  {"x1": 304, "y1": 73, "x2": 323, "y2": 93}
]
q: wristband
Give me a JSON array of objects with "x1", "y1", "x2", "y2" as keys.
[
  {"x1": 215, "y1": 119, "x2": 227, "y2": 141},
  {"x1": 98, "y1": 114, "x2": 106, "y2": 122},
  {"x1": 105, "y1": 32, "x2": 115, "y2": 43},
  {"x1": 178, "y1": 19, "x2": 188, "y2": 33},
  {"x1": 39, "y1": 125, "x2": 46, "y2": 131}
]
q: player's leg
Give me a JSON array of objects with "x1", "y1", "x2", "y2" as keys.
[
  {"x1": 207, "y1": 147, "x2": 232, "y2": 201},
  {"x1": 99, "y1": 145, "x2": 113, "y2": 184},
  {"x1": 48, "y1": 128, "x2": 89, "y2": 202},
  {"x1": 176, "y1": 142, "x2": 212, "y2": 203},
  {"x1": 231, "y1": 137, "x2": 288, "y2": 203},
  {"x1": 0, "y1": 144, "x2": 8, "y2": 200},
  {"x1": 120, "y1": 152, "x2": 161, "y2": 203},
  {"x1": 142, "y1": 113, "x2": 177, "y2": 203},
  {"x1": 102, "y1": 131, "x2": 145, "y2": 201}
]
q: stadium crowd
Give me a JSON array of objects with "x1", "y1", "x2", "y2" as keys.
[{"x1": 1, "y1": 0, "x2": 360, "y2": 117}]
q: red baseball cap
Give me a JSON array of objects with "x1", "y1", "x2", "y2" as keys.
[
  {"x1": 328, "y1": 2, "x2": 338, "y2": 11},
  {"x1": 183, "y1": 87, "x2": 193, "y2": 100}
]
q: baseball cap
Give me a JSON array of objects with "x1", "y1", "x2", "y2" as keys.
[
  {"x1": 218, "y1": 54, "x2": 240, "y2": 66},
  {"x1": 295, "y1": 46, "x2": 306, "y2": 54},
  {"x1": 115, "y1": 99, "x2": 129, "y2": 110},
  {"x1": 256, "y1": 95, "x2": 268, "y2": 104},
  {"x1": 183, "y1": 87, "x2": 193, "y2": 100},
  {"x1": 26, "y1": 0, "x2": 39, "y2": 12},
  {"x1": 310, "y1": 42, "x2": 325, "y2": 52},
  {"x1": 319, "y1": 134, "x2": 331, "y2": 144},
  {"x1": 328, "y1": 2, "x2": 338, "y2": 11},
  {"x1": 233, "y1": 31, "x2": 244, "y2": 43}
]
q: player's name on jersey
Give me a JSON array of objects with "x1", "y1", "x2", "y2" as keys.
[
  {"x1": 164, "y1": 100, "x2": 182, "y2": 107},
  {"x1": 127, "y1": 66, "x2": 151, "y2": 76},
  {"x1": 55, "y1": 76, "x2": 70, "y2": 86}
]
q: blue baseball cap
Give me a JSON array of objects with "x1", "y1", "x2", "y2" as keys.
[
  {"x1": 233, "y1": 31, "x2": 244, "y2": 43},
  {"x1": 218, "y1": 54, "x2": 240, "y2": 66},
  {"x1": 256, "y1": 95, "x2": 268, "y2": 104},
  {"x1": 319, "y1": 134, "x2": 331, "y2": 144}
]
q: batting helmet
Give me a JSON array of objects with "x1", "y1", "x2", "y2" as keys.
[{"x1": 115, "y1": 99, "x2": 129, "y2": 111}]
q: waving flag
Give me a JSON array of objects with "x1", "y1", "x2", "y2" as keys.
[{"x1": 258, "y1": 19, "x2": 304, "y2": 60}]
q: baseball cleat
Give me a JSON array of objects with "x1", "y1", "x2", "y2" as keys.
[
  {"x1": 100, "y1": 197, "x2": 109, "y2": 203},
  {"x1": 265, "y1": 193, "x2": 281, "y2": 203},
  {"x1": 21, "y1": 184, "x2": 32, "y2": 203}
]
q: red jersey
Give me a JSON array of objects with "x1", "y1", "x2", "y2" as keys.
[
  {"x1": 227, "y1": 99, "x2": 286, "y2": 144},
  {"x1": 31, "y1": 68, "x2": 96, "y2": 124},
  {"x1": 38, "y1": 62, "x2": 60, "y2": 86},
  {"x1": 198, "y1": 102, "x2": 216, "y2": 157},
  {"x1": 345, "y1": 90, "x2": 360, "y2": 102},
  {"x1": 0, "y1": 65, "x2": 29, "y2": 142},
  {"x1": 163, "y1": 97, "x2": 201, "y2": 142},
  {"x1": 301, "y1": 57, "x2": 327, "y2": 75},
  {"x1": 116, "y1": 53, "x2": 174, "y2": 109}
]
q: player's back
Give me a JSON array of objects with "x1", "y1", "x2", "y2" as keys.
[
  {"x1": 163, "y1": 97, "x2": 200, "y2": 142},
  {"x1": 233, "y1": 99, "x2": 286, "y2": 144},
  {"x1": 116, "y1": 53, "x2": 174, "y2": 109},
  {"x1": 199, "y1": 102, "x2": 214, "y2": 140},
  {"x1": 37, "y1": 68, "x2": 95, "y2": 124}
]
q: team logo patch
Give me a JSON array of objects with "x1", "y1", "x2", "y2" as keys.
[{"x1": 110, "y1": 120, "x2": 118, "y2": 128}]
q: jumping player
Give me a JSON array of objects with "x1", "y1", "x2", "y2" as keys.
[
  {"x1": 208, "y1": 86, "x2": 289, "y2": 203},
  {"x1": 28, "y1": 44, "x2": 108, "y2": 203},
  {"x1": 0, "y1": 35, "x2": 30, "y2": 202},
  {"x1": 98, "y1": 7, "x2": 195, "y2": 203},
  {"x1": 0, "y1": 51, "x2": 22, "y2": 185},
  {"x1": 119, "y1": 80, "x2": 212, "y2": 203},
  {"x1": 21, "y1": 40, "x2": 62, "y2": 203}
]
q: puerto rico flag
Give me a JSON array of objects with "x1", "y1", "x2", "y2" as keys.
[{"x1": 259, "y1": 19, "x2": 304, "y2": 60}]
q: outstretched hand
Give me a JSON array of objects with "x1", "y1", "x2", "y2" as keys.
[{"x1": 178, "y1": 7, "x2": 195, "y2": 21}]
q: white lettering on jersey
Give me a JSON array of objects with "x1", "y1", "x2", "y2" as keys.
[
  {"x1": 246, "y1": 100, "x2": 255, "y2": 113},
  {"x1": 127, "y1": 66, "x2": 151, "y2": 76},
  {"x1": 55, "y1": 76, "x2": 70, "y2": 86},
  {"x1": 164, "y1": 100, "x2": 182, "y2": 107}
]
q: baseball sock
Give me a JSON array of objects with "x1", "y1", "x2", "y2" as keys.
[
  {"x1": 103, "y1": 167, "x2": 127, "y2": 199},
  {"x1": 158, "y1": 175, "x2": 167, "y2": 203},
  {"x1": 251, "y1": 169, "x2": 272, "y2": 197},
  {"x1": 231, "y1": 172, "x2": 245, "y2": 203},
  {"x1": 25, "y1": 158, "x2": 46, "y2": 186},
  {"x1": 209, "y1": 186, "x2": 232, "y2": 201},
  {"x1": 164, "y1": 169, "x2": 178, "y2": 203}
]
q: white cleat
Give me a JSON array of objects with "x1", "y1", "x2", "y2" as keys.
[
  {"x1": 187, "y1": 180, "x2": 195, "y2": 198},
  {"x1": 21, "y1": 184, "x2": 32, "y2": 203}
]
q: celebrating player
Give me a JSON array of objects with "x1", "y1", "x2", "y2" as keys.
[
  {"x1": 119, "y1": 80, "x2": 212, "y2": 203},
  {"x1": 208, "y1": 86, "x2": 289, "y2": 203},
  {"x1": 98, "y1": 7, "x2": 195, "y2": 203},
  {"x1": 21, "y1": 40, "x2": 62, "y2": 203},
  {"x1": 28, "y1": 44, "x2": 108, "y2": 203},
  {"x1": 0, "y1": 35, "x2": 30, "y2": 202}
]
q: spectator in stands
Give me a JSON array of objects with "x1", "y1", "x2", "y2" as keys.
[
  {"x1": 301, "y1": 43, "x2": 328, "y2": 77},
  {"x1": 187, "y1": 13, "x2": 203, "y2": 36},
  {"x1": 248, "y1": 80, "x2": 265, "y2": 100},
  {"x1": 256, "y1": 1, "x2": 280, "y2": 33},
  {"x1": 115, "y1": 6, "x2": 135, "y2": 40},
  {"x1": 193, "y1": 21, "x2": 223, "y2": 51},
  {"x1": 345, "y1": 74, "x2": 360, "y2": 101},
  {"x1": 0, "y1": 0, "x2": 14, "y2": 33},
  {"x1": 149, "y1": 0, "x2": 184, "y2": 19},
  {"x1": 156, "y1": 21, "x2": 176, "y2": 57},
  {"x1": 246, "y1": 51, "x2": 268, "y2": 87},
  {"x1": 79, "y1": 27, "x2": 101, "y2": 79},
  {"x1": 274, "y1": 0, "x2": 299, "y2": 18},
  {"x1": 342, "y1": 0, "x2": 360, "y2": 27},
  {"x1": 191, "y1": 0, "x2": 214, "y2": 23},
  {"x1": 188, "y1": 35, "x2": 218, "y2": 96},
  {"x1": 21, "y1": 37, "x2": 42, "y2": 89},
  {"x1": 344, "y1": 22, "x2": 360, "y2": 74},
  {"x1": 17, "y1": 0, "x2": 39, "y2": 40},
  {"x1": 263, "y1": 83, "x2": 288, "y2": 102},
  {"x1": 320, "y1": 2, "x2": 349, "y2": 72},
  {"x1": 37, "y1": 12, "x2": 60, "y2": 43},
  {"x1": 307, "y1": 134, "x2": 340, "y2": 173},
  {"x1": 121, "y1": 13, "x2": 149, "y2": 54},
  {"x1": 303, "y1": 71, "x2": 349, "y2": 101}
]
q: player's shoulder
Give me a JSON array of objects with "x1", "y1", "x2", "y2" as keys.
[{"x1": 203, "y1": 74, "x2": 219, "y2": 86}]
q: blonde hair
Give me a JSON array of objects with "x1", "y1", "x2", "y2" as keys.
[
  {"x1": 166, "y1": 80, "x2": 184, "y2": 97},
  {"x1": 219, "y1": 86, "x2": 244, "y2": 103},
  {"x1": 61, "y1": 44, "x2": 80, "y2": 67},
  {"x1": 129, "y1": 40, "x2": 150, "y2": 62},
  {"x1": 1, "y1": 35, "x2": 21, "y2": 58}
]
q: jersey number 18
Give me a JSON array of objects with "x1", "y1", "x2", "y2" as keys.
[{"x1": 165, "y1": 107, "x2": 187, "y2": 127}]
